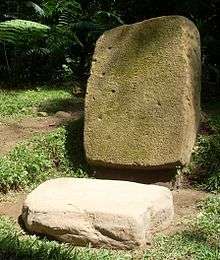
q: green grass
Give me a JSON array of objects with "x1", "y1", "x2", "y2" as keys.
[
  {"x1": 0, "y1": 196, "x2": 219, "y2": 260},
  {"x1": 0, "y1": 119, "x2": 88, "y2": 193},
  {"x1": 144, "y1": 197, "x2": 220, "y2": 259},
  {"x1": 0, "y1": 217, "x2": 132, "y2": 260},
  {"x1": 0, "y1": 86, "x2": 82, "y2": 119},
  {"x1": 0, "y1": 86, "x2": 87, "y2": 193}
]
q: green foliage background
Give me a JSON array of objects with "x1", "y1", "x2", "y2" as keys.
[{"x1": 0, "y1": 0, "x2": 219, "y2": 99}]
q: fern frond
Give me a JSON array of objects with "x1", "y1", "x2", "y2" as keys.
[
  {"x1": 94, "y1": 11, "x2": 124, "y2": 25},
  {"x1": 70, "y1": 21, "x2": 104, "y2": 32},
  {"x1": 57, "y1": 0, "x2": 82, "y2": 14},
  {"x1": 0, "y1": 19, "x2": 50, "y2": 44},
  {"x1": 25, "y1": 1, "x2": 45, "y2": 16},
  {"x1": 26, "y1": 47, "x2": 50, "y2": 56}
]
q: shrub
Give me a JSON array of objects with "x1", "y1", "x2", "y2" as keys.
[{"x1": 189, "y1": 134, "x2": 220, "y2": 193}]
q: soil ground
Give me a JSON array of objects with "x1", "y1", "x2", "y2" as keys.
[
  {"x1": 163, "y1": 189, "x2": 208, "y2": 235},
  {"x1": 0, "y1": 111, "x2": 82, "y2": 155}
]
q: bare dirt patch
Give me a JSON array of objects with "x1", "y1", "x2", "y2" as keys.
[
  {"x1": 0, "y1": 192, "x2": 26, "y2": 222},
  {"x1": 162, "y1": 189, "x2": 208, "y2": 236},
  {"x1": 0, "y1": 111, "x2": 82, "y2": 155}
]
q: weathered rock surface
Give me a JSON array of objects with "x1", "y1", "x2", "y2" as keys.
[
  {"x1": 84, "y1": 16, "x2": 201, "y2": 169},
  {"x1": 22, "y1": 178, "x2": 174, "y2": 249}
]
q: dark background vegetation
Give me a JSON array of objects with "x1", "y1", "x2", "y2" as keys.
[{"x1": 0, "y1": 0, "x2": 219, "y2": 100}]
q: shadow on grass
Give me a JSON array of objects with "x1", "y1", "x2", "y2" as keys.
[
  {"x1": 179, "y1": 229, "x2": 220, "y2": 254},
  {"x1": 0, "y1": 83, "x2": 76, "y2": 91},
  {"x1": 144, "y1": 228, "x2": 220, "y2": 259},
  {"x1": 64, "y1": 117, "x2": 89, "y2": 172},
  {"x1": 38, "y1": 97, "x2": 84, "y2": 115}
]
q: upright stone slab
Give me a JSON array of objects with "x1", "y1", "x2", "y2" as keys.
[{"x1": 84, "y1": 16, "x2": 201, "y2": 169}]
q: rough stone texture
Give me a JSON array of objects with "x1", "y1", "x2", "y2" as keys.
[
  {"x1": 84, "y1": 15, "x2": 201, "y2": 170},
  {"x1": 22, "y1": 178, "x2": 174, "y2": 249}
]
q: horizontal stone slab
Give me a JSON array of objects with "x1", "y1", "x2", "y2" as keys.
[{"x1": 22, "y1": 178, "x2": 174, "y2": 249}]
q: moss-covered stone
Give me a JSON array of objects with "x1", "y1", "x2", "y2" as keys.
[{"x1": 84, "y1": 16, "x2": 201, "y2": 170}]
